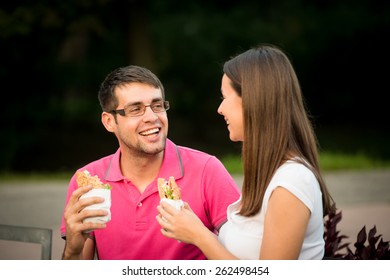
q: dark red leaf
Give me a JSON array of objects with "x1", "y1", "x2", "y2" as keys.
[{"x1": 356, "y1": 226, "x2": 367, "y2": 244}]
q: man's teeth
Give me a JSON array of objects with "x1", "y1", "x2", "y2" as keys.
[{"x1": 140, "y1": 128, "x2": 159, "y2": 136}]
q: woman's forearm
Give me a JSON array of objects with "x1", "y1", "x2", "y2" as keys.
[{"x1": 194, "y1": 227, "x2": 239, "y2": 260}]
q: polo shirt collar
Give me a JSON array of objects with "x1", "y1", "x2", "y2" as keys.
[
  {"x1": 158, "y1": 139, "x2": 184, "y2": 180},
  {"x1": 103, "y1": 148, "x2": 122, "y2": 182},
  {"x1": 103, "y1": 139, "x2": 184, "y2": 182}
]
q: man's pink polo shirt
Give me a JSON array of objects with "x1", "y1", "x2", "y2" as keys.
[{"x1": 60, "y1": 139, "x2": 240, "y2": 259}]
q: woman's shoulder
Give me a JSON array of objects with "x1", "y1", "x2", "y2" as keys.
[
  {"x1": 280, "y1": 156, "x2": 317, "y2": 173},
  {"x1": 273, "y1": 159, "x2": 317, "y2": 187}
]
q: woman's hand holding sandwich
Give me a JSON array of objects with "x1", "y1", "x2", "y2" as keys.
[
  {"x1": 156, "y1": 202, "x2": 210, "y2": 245},
  {"x1": 157, "y1": 201, "x2": 238, "y2": 260}
]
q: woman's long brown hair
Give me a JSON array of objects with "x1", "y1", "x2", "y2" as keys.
[{"x1": 223, "y1": 44, "x2": 335, "y2": 217}]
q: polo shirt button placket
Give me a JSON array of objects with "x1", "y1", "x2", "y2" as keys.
[{"x1": 137, "y1": 202, "x2": 142, "y2": 207}]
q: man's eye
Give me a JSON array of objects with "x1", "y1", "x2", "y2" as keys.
[
  {"x1": 152, "y1": 103, "x2": 164, "y2": 109},
  {"x1": 128, "y1": 106, "x2": 142, "y2": 113}
]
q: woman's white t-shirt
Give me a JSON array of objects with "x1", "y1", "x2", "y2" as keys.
[{"x1": 218, "y1": 160, "x2": 324, "y2": 259}]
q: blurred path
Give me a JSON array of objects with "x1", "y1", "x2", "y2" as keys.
[
  {"x1": 0, "y1": 180, "x2": 67, "y2": 260},
  {"x1": 0, "y1": 169, "x2": 389, "y2": 259},
  {"x1": 234, "y1": 169, "x2": 390, "y2": 250}
]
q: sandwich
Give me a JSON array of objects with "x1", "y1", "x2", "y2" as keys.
[
  {"x1": 157, "y1": 176, "x2": 184, "y2": 209},
  {"x1": 76, "y1": 170, "x2": 112, "y2": 190},
  {"x1": 77, "y1": 170, "x2": 112, "y2": 225}
]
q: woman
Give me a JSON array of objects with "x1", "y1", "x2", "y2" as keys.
[{"x1": 156, "y1": 44, "x2": 335, "y2": 259}]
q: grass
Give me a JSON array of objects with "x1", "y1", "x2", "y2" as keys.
[
  {"x1": 221, "y1": 151, "x2": 390, "y2": 175},
  {"x1": 0, "y1": 152, "x2": 389, "y2": 182},
  {"x1": 319, "y1": 152, "x2": 390, "y2": 171},
  {"x1": 0, "y1": 171, "x2": 72, "y2": 182}
]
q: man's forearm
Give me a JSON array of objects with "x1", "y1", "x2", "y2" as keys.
[{"x1": 61, "y1": 241, "x2": 82, "y2": 260}]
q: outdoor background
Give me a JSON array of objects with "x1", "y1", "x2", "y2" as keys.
[
  {"x1": 0, "y1": 0, "x2": 390, "y2": 260},
  {"x1": 1, "y1": 0, "x2": 389, "y2": 174}
]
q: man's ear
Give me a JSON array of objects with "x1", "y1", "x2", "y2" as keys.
[{"x1": 101, "y1": 111, "x2": 115, "y2": 133}]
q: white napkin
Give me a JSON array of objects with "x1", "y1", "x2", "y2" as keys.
[
  {"x1": 160, "y1": 198, "x2": 184, "y2": 242},
  {"x1": 80, "y1": 188, "x2": 111, "y2": 224},
  {"x1": 160, "y1": 198, "x2": 184, "y2": 210}
]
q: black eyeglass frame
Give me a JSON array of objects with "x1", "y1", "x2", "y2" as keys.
[{"x1": 110, "y1": 100, "x2": 170, "y2": 117}]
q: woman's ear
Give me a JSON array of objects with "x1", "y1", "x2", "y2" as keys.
[{"x1": 101, "y1": 111, "x2": 115, "y2": 133}]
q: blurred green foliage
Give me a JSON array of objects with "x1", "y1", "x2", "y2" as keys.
[{"x1": 0, "y1": 0, "x2": 389, "y2": 173}]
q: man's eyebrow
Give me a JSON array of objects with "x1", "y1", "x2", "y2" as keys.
[
  {"x1": 124, "y1": 101, "x2": 142, "y2": 107},
  {"x1": 124, "y1": 98, "x2": 163, "y2": 107}
]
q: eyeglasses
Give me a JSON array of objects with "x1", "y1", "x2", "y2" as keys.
[{"x1": 110, "y1": 100, "x2": 170, "y2": 117}]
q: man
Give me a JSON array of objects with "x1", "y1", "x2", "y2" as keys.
[{"x1": 60, "y1": 65, "x2": 240, "y2": 259}]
